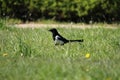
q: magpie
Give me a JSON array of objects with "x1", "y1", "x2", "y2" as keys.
[{"x1": 49, "y1": 28, "x2": 83, "y2": 45}]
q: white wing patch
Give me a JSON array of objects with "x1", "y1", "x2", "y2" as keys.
[
  {"x1": 55, "y1": 35, "x2": 64, "y2": 45},
  {"x1": 55, "y1": 35, "x2": 60, "y2": 40}
]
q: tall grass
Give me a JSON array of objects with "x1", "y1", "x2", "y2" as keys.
[{"x1": 0, "y1": 22, "x2": 120, "y2": 80}]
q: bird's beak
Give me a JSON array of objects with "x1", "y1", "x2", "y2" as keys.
[{"x1": 48, "y1": 29, "x2": 51, "y2": 31}]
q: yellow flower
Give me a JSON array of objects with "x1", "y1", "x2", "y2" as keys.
[
  {"x1": 21, "y1": 53, "x2": 23, "y2": 57},
  {"x1": 106, "y1": 77, "x2": 112, "y2": 80},
  {"x1": 85, "y1": 53, "x2": 90, "y2": 58},
  {"x1": 3, "y1": 53, "x2": 8, "y2": 57}
]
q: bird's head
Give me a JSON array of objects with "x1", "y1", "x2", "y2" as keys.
[{"x1": 48, "y1": 28, "x2": 58, "y2": 33}]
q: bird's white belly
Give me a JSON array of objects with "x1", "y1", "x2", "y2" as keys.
[{"x1": 55, "y1": 39, "x2": 64, "y2": 45}]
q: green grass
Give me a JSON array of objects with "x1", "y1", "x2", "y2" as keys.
[{"x1": 0, "y1": 22, "x2": 120, "y2": 80}]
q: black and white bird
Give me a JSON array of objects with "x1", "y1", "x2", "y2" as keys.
[{"x1": 49, "y1": 28, "x2": 83, "y2": 45}]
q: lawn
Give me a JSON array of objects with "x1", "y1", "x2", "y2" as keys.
[{"x1": 0, "y1": 21, "x2": 120, "y2": 80}]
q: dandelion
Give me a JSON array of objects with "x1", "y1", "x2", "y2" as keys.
[
  {"x1": 3, "y1": 53, "x2": 8, "y2": 57},
  {"x1": 21, "y1": 53, "x2": 24, "y2": 57},
  {"x1": 106, "y1": 77, "x2": 112, "y2": 80},
  {"x1": 85, "y1": 53, "x2": 90, "y2": 58}
]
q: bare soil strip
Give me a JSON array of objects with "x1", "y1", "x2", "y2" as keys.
[{"x1": 14, "y1": 23, "x2": 119, "y2": 29}]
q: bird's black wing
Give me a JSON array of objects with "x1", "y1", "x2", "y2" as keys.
[{"x1": 57, "y1": 34, "x2": 69, "y2": 43}]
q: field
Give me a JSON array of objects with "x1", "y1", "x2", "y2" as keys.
[{"x1": 0, "y1": 21, "x2": 120, "y2": 80}]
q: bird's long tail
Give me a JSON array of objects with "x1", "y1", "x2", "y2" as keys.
[{"x1": 69, "y1": 39, "x2": 84, "y2": 42}]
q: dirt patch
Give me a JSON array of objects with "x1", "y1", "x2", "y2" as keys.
[{"x1": 14, "y1": 23, "x2": 119, "y2": 29}]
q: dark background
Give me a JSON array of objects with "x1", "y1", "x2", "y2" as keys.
[{"x1": 0, "y1": 0, "x2": 120, "y2": 23}]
